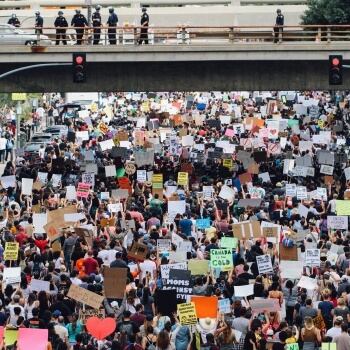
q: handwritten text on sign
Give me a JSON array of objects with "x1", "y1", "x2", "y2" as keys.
[{"x1": 67, "y1": 284, "x2": 104, "y2": 309}]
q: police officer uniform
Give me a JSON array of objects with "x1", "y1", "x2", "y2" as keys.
[
  {"x1": 139, "y1": 7, "x2": 149, "y2": 45},
  {"x1": 71, "y1": 9, "x2": 88, "y2": 45},
  {"x1": 8, "y1": 15, "x2": 20, "y2": 28},
  {"x1": 274, "y1": 9, "x2": 284, "y2": 43},
  {"x1": 54, "y1": 11, "x2": 68, "y2": 45},
  {"x1": 35, "y1": 11, "x2": 44, "y2": 34},
  {"x1": 106, "y1": 8, "x2": 118, "y2": 45},
  {"x1": 92, "y1": 5, "x2": 102, "y2": 45}
]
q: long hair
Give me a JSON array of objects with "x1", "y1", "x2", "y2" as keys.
[
  {"x1": 156, "y1": 330, "x2": 170, "y2": 350},
  {"x1": 143, "y1": 286, "x2": 150, "y2": 304},
  {"x1": 221, "y1": 323, "x2": 233, "y2": 344},
  {"x1": 127, "y1": 288, "x2": 137, "y2": 305}
]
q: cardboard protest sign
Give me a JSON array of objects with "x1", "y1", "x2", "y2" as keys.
[
  {"x1": 177, "y1": 302, "x2": 198, "y2": 325},
  {"x1": 256, "y1": 254, "x2": 273, "y2": 275},
  {"x1": 127, "y1": 242, "x2": 149, "y2": 262},
  {"x1": 4, "y1": 242, "x2": 19, "y2": 260},
  {"x1": 232, "y1": 221, "x2": 261, "y2": 240},
  {"x1": 75, "y1": 227, "x2": 93, "y2": 248},
  {"x1": 43, "y1": 221, "x2": 62, "y2": 242},
  {"x1": 68, "y1": 284, "x2": 104, "y2": 309},
  {"x1": 47, "y1": 205, "x2": 77, "y2": 229},
  {"x1": 313, "y1": 315, "x2": 326, "y2": 330},
  {"x1": 191, "y1": 296, "x2": 218, "y2": 318},
  {"x1": 187, "y1": 260, "x2": 209, "y2": 276},
  {"x1": 262, "y1": 227, "x2": 278, "y2": 238},
  {"x1": 104, "y1": 268, "x2": 127, "y2": 298},
  {"x1": 279, "y1": 243, "x2": 298, "y2": 261},
  {"x1": 52, "y1": 240, "x2": 61, "y2": 252}
]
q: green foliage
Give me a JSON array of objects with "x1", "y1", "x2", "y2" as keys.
[{"x1": 301, "y1": 0, "x2": 350, "y2": 25}]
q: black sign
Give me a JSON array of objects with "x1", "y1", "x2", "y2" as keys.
[
  {"x1": 335, "y1": 153, "x2": 347, "y2": 164},
  {"x1": 253, "y1": 151, "x2": 267, "y2": 163},
  {"x1": 208, "y1": 120, "x2": 221, "y2": 130},
  {"x1": 163, "y1": 269, "x2": 193, "y2": 300},
  {"x1": 214, "y1": 147, "x2": 223, "y2": 159},
  {"x1": 111, "y1": 147, "x2": 127, "y2": 158}
]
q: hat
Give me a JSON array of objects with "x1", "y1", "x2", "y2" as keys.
[
  {"x1": 155, "y1": 223, "x2": 160, "y2": 227},
  {"x1": 276, "y1": 8, "x2": 281, "y2": 12},
  {"x1": 111, "y1": 301, "x2": 119, "y2": 309},
  {"x1": 276, "y1": 182, "x2": 282, "y2": 187},
  {"x1": 266, "y1": 329, "x2": 274, "y2": 336},
  {"x1": 90, "y1": 273, "x2": 96, "y2": 280},
  {"x1": 115, "y1": 251, "x2": 123, "y2": 258},
  {"x1": 199, "y1": 317, "x2": 216, "y2": 330},
  {"x1": 95, "y1": 275, "x2": 102, "y2": 283},
  {"x1": 143, "y1": 234, "x2": 150, "y2": 240},
  {"x1": 53, "y1": 310, "x2": 61, "y2": 317},
  {"x1": 330, "y1": 265, "x2": 337, "y2": 270},
  {"x1": 146, "y1": 314, "x2": 153, "y2": 321},
  {"x1": 151, "y1": 225, "x2": 157, "y2": 230},
  {"x1": 161, "y1": 228, "x2": 167, "y2": 235},
  {"x1": 60, "y1": 265, "x2": 67, "y2": 272}
]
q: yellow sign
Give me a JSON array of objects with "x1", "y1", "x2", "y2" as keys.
[
  {"x1": 141, "y1": 102, "x2": 150, "y2": 112},
  {"x1": 152, "y1": 174, "x2": 163, "y2": 183},
  {"x1": 317, "y1": 120, "x2": 324, "y2": 129},
  {"x1": 11, "y1": 93, "x2": 26, "y2": 101},
  {"x1": 336, "y1": 200, "x2": 350, "y2": 215},
  {"x1": 177, "y1": 172, "x2": 188, "y2": 185},
  {"x1": 177, "y1": 302, "x2": 198, "y2": 325},
  {"x1": 103, "y1": 105, "x2": 113, "y2": 118},
  {"x1": 223, "y1": 159, "x2": 232, "y2": 168},
  {"x1": 97, "y1": 122, "x2": 109, "y2": 135},
  {"x1": 4, "y1": 242, "x2": 19, "y2": 260},
  {"x1": 90, "y1": 103, "x2": 98, "y2": 113}
]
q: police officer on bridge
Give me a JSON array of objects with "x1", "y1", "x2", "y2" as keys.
[
  {"x1": 71, "y1": 9, "x2": 88, "y2": 45},
  {"x1": 92, "y1": 5, "x2": 102, "y2": 45},
  {"x1": 54, "y1": 11, "x2": 68, "y2": 45},
  {"x1": 274, "y1": 8, "x2": 284, "y2": 43},
  {"x1": 106, "y1": 7, "x2": 118, "y2": 45},
  {"x1": 8, "y1": 14, "x2": 20, "y2": 27},
  {"x1": 139, "y1": 7, "x2": 149, "y2": 45},
  {"x1": 35, "y1": 11, "x2": 43, "y2": 35}
]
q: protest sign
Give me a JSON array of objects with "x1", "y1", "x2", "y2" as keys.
[
  {"x1": 313, "y1": 315, "x2": 326, "y2": 330},
  {"x1": 234, "y1": 284, "x2": 254, "y2": 297},
  {"x1": 171, "y1": 233, "x2": 183, "y2": 246},
  {"x1": 80, "y1": 308, "x2": 105, "y2": 325},
  {"x1": 66, "y1": 185, "x2": 76, "y2": 200},
  {"x1": 3, "y1": 267, "x2": 21, "y2": 284},
  {"x1": 221, "y1": 237, "x2": 238, "y2": 249},
  {"x1": 191, "y1": 296, "x2": 218, "y2": 318},
  {"x1": 76, "y1": 182, "x2": 90, "y2": 198},
  {"x1": 177, "y1": 241, "x2": 192, "y2": 253},
  {"x1": 67, "y1": 284, "x2": 104, "y2": 309},
  {"x1": 4, "y1": 242, "x2": 19, "y2": 260},
  {"x1": 196, "y1": 218, "x2": 211, "y2": 229},
  {"x1": 104, "y1": 268, "x2": 127, "y2": 298},
  {"x1": 256, "y1": 254, "x2": 273, "y2": 274},
  {"x1": 177, "y1": 172, "x2": 188, "y2": 185},
  {"x1": 157, "y1": 290, "x2": 178, "y2": 315},
  {"x1": 262, "y1": 227, "x2": 278, "y2": 238},
  {"x1": 305, "y1": 249, "x2": 320, "y2": 266},
  {"x1": 160, "y1": 262, "x2": 188, "y2": 279},
  {"x1": 279, "y1": 244, "x2": 298, "y2": 261},
  {"x1": 127, "y1": 242, "x2": 149, "y2": 262},
  {"x1": 336, "y1": 200, "x2": 350, "y2": 215},
  {"x1": 327, "y1": 216, "x2": 348, "y2": 229},
  {"x1": 218, "y1": 299, "x2": 231, "y2": 314},
  {"x1": 163, "y1": 269, "x2": 193, "y2": 299},
  {"x1": 43, "y1": 221, "x2": 62, "y2": 242},
  {"x1": 31, "y1": 279, "x2": 51, "y2": 292},
  {"x1": 18, "y1": 328, "x2": 48, "y2": 350},
  {"x1": 33, "y1": 213, "x2": 47, "y2": 234},
  {"x1": 177, "y1": 302, "x2": 198, "y2": 325},
  {"x1": 187, "y1": 260, "x2": 209, "y2": 275},
  {"x1": 1, "y1": 175, "x2": 16, "y2": 188},
  {"x1": 297, "y1": 276, "x2": 318, "y2": 290},
  {"x1": 157, "y1": 239, "x2": 172, "y2": 252},
  {"x1": 210, "y1": 249, "x2": 233, "y2": 270},
  {"x1": 249, "y1": 298, "x2": 280, "y2": 314},
  {"x1": 286, "y1": 344, "x2": 299, "y2": 350},
  {"x1": 280, "y1": 260, "x2": 304, "y2": 279}
]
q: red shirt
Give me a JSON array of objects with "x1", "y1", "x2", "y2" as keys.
[
  {"x1": 15, "y1": 232, "x2": 29, "y2": 247},
  {"x1": 34, "y1": 239, "x2": 48, "y2": 253},
  {"x1": 83, "y1": 257, "x2": 98, "y2": 275}
]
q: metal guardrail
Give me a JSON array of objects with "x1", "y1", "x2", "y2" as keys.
[
  {"x1": 0, "y1": 0, "x2": 308, "y2": 9},
  {"x1": 5, "y1": 25, "x2": 350, "y2": 46}
]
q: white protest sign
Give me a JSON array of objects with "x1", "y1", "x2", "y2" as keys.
[
  {"x1": 316, "y1": 187, "x2": 327, "y2": 200},
  {"x1": 82, "y1": 172, "x2": 95, "y2": 187},
  {"x1": 280, "y1": 260, "x2": 304, "y2": 279},
  {"x1": 137, "y1": 170, "x2": 147, "y2": 183},
  {"x1": 105, "y1": 165, "x2": 116, "y2": 177},
  {"x1": 172, "y1": 233, "x2": 184, "y2": 246},
  {"x1": 33, "y1": 213, "x2": 47, "y2": 234},
  {"x1": 160, "y1": 262, "x2": 187, "y2": 279},
  {"x1": 177, "y1": 241, "x2": 192, "y2": 253},
  {"x1": 1, "y1": 175, "x2": 16, "y2": 189},
  {"x1": 326, "y1": 251, "x2": 338, "y2": 265},
  {"x1": 22, "y1": 178, "x2": 33, "y2": 195},
  {"x1": 256, "y1": 254, "x2": 273, "y2": 275},
  {"x1": 234, "y1": 284, "x2": 254, "y2": 297},
  {"x1": 320, "y1": 165, "x2": 334, "y2": 175},
  {"x1": 327, "y1": 216, "x2": 348, "y2": 229},
  {"x1": 203, "y1": 186, "x2": 214, "y2": 200},
  {"x1": 157, "y1": 239, "x2": 172, "y2": 252},
  {"x1": 297, "y1": 276, "x2": 318, "y2": 290},
  {"x1": 219, "y1": 185, "x2": 235, "y2": 201},
  {"x1": 66, "y1": 186, "x2": 76, "y2": 200},
  {"x1": 37, "y1": 172, "x2": 48, "y2": 185},
  {"x1": 31, "y1": 279, "x2": 51, "y2": 292},
  {"x1": 286, "y1": 184, "x2": 296, "y2": 197},
  {"x1": 305, "y1": 249, "x2": 320, "y2": 266},
  {"x1": 52, "y1": 174, "x2": 62, "y2": 188},
  {"x1": 296, "y1": 186, "x2": 307, "y2": 199}
]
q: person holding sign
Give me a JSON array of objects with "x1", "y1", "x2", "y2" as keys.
[{"x1": 300, "y1": 316, "x2": 322, "y2": 350}]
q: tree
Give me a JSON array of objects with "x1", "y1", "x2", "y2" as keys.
[{"x1": 300, "y1": 0, "x2": 350, "y2": 25}]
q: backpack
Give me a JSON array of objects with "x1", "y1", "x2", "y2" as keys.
[
  {"x1": 145, "y1": 336, "x2": 156, "y2": 350},
  {"x1": 32, "y1": 261, "x2": 40, "y2": 279},
  {"x1": 119, "y1": 323, "x2": 134, "y2": 337},
  {"x1": 6, "y1": 139, "x2": 13, "y2": 150}
]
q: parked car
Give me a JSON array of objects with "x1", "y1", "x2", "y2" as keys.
[
  {"x1": 44, "y1": 125, "x2": 68, "y2": 137},
  {"x1": 0, "y1": 24, "x2": 51, "y2": 45},
  {"x1": 30, "y1": 133, "x2": 52, "y2": 143}
]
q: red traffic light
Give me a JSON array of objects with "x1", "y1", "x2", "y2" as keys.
[
  {"x1": 332, "y1": 58, "x2": 340, "y2": 66},
  {"x1": 75, "y1": 56, "x2": 84, "y2": 65}
]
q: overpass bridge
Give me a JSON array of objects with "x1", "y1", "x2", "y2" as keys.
[{"x1": 0, "y1": 24, "x2": 349, "y2": 92}]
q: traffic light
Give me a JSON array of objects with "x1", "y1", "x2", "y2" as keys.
[
  {"x1": 329, "y1": 55, "x2": 342, "y2": 85},
  {"x1": 73, "y1": 53, "x2": 86, "y2": 83}
]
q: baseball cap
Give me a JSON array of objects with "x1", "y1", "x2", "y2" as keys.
[
  {"x1": 115, "y1": 251, "x2": 123, "y2": 258},
  {"x1": 53, "y1": 310, "x2": 61, "y2": 317}
]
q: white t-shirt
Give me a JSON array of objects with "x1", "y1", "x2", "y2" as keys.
[
  {"x1": 139, "y1": 260, "x2": 156, "y2": 279},
  {"x1": 0, "y1": 138, "x2": 7, "y2": 150},
  {"x1": 326, "y1": 327, "x2": 341, "y2": 340}
]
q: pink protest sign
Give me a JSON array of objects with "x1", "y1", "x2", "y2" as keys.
[
  {"x1": 250, "y1": 298, "x2": 281, "y2": 314},
  {"x1": 225, "y1": 128, "x2": 235, "y2": 137},
  {"x1": 18, "y1": 328, "x2": 48, "y2": 350},
  {"x1": 76, "y1": 182, "x2": 90, "y2": 198}
]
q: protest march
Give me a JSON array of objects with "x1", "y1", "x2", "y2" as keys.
[{"x1": 0, "y1": 90, "x2": 350, "y2": 350}]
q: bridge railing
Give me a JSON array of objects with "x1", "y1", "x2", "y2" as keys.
[
  {"x1": 0, "y1": 0, "x2": 308, "y2": 10},
  {"x1": 6, "y1": 25, "x2": 350, "y2": 45}
]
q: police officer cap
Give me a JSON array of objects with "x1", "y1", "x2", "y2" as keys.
[
  {"x1": 12, "y1": 14, "x2": 16, "y2": 18},
  {"x1": 58, "y1": 11, "x2": 63, "y2": 15},
  {"x1": 142, "y1": 7, "x2": 147, "y2": 12},
  {"x1": 35, "y1": 11, "x2": 40, "y2": 15},
  {"x1": 109, "y1": 7, "x2": 114, "y2": 12},
  {"x1": 95, "y1": 5, "x2": 101, "y2": 10},
  {"x1": 276, "y1": 8, "x2": 281, "y2": 12},
  {"x1": 75, "y1": 9, "x2": 81, "y2": 13}
]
